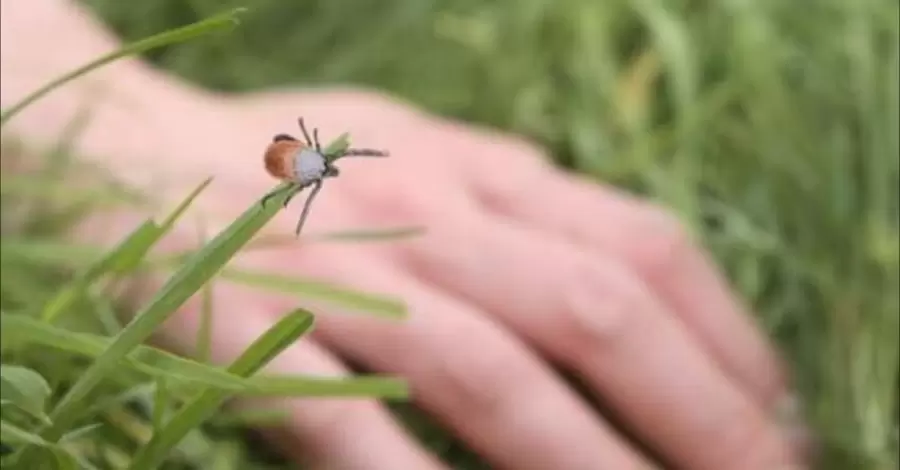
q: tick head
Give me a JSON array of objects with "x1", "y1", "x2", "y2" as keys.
[{"x1": 273, "y1": 133, "x2": 298, "y2": 142}]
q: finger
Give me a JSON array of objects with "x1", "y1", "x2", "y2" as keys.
[
  {"x1": 385, "y1": 205, "x2": 801, "y2": 470},
  {"x1": 452, "y1": 137, "x2": 789, "y2": 409},
  {"x1": 156, "y1": 284, "x2": 446, "y2": 470},
  {"x1": 264, "y1": 251, "x2": 658, "y2": 470}
]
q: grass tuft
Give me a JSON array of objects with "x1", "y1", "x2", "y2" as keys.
[{"x1": 1, "y1": 10, "x2": 411, "y2": 469}]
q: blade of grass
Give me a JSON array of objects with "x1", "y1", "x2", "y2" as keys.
[
  {"x1": 1, "y1": 314, "x2": 276, "y2": 394},
  {"x1": 220, "y1": 268, "x2": 407, "y2": 319},
  {"x1": 0, "y1": 239, "x2": 106, "y2": 267},
  {"x1": 139, "y1": 254, "x2": 407, "y2": 318},
  {"x1": 39, "y1": 221, "x2": 158, "y2": 323},
  {"x1": 237, "y1": 375, "x2": 409, "y2": 398},
  {"x1": 0, "y1": 421, "x2": 82, "y2": 469},
  {"x1": 0, "y1": 365, "x2": 53, "y2": 426},
  {"x1": 1, "y1": 420, "x2": 51, "y2": 447},
  {"x1": 151, "y1": 376, "x2": 169, "y2": 431},
  {"x1": 156, "y1": 177, "x2": 214, "y2": 237},
  {"x1": 40, "y1": 177, "x2": 212, "y2": 324},
  {"x1": 313, "y1": 225, "x2": 427, "y2": 242},
  {"x1": 245, "y1": 226, "x2": 426, "y2": 248},
  {"x1": 127, "y1": 308, "x2": 315, "y2": 470},
  {"x1": 33, "y1": 169, "x2": 329, "y2": 444},
  {"x1": 195, "y1": 216, "x2": 214, "y2": 363},
  {"x1": 0, "y1": 8, "x2": 248, "y2": 126}
]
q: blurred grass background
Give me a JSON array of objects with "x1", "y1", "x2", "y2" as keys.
[{"x1": 2, "y1": 0, "x2": 896, "y2": 468}]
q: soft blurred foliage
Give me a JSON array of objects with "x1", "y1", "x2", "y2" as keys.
[{"x1": 55, "y1": 0, "x2": 900, "y2": 468}]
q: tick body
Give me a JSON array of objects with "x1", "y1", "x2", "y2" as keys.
[{"x1": 261, "y1": 118, "x2": 389, "y2": 237}]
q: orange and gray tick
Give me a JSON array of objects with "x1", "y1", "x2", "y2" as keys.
[{"x1": 261, "y1": 117, "x2": 389, "y2": 236}]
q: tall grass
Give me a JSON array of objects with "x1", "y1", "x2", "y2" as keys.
[
  {"x1": 1, "y1": 9, "x2": 410, "y2": 469},
  {"x1": 3, "y1": 0, "x2": 897, "y2": 468},
  {"x1": 78, "y1": 1, "x2": 899, "y2": 469}
]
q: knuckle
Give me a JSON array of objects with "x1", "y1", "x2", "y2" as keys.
[
  {"x1": 626, "y1": 205, "x2": 697, "y2": 281},
  {"x1": 417, "y1": 320, "x2": 535, "y2": 415},
  {"x1": 558, "y1": 260, "x2": 647, "y2": 355},
  {"x1": 355, "y1": 178, "x2": 443, "y2": 223}
]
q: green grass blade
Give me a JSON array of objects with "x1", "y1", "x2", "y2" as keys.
[
  {"x1": 39, "y1": 221, "x2": 158, "y2": 323},
  {"x1": 37, "y1": 171, "x2": 314, "y2": 442},
  {"x1": 235, "y1": 376, "x2": 409, "y2": 398},
  {"x1": 195, "y1": 218, "x2": 214, "y2": 363},
  {"x1": 151, "y1": 376, "x2": 169, "y2": 431},
  {"x1": 0, "y1": 365, "x2": 52, "y2": 426},
  {"x1": 40, "y1": 177, "x2": 213, "y2": 324},
  {"x1": 314, "y1": 225, "x2": 427, "y2": 242},
  {"x1": 220, "y1": 268, "x2": 407, "y2": 319},
  {"x1": 127, "y1": 308, "x2": 315, "y2": 470},
  {"x1": 243, "y1": 225, "x2": 426, "y2": 249},
  {"x1": 1, "y1": 315, "x2": 266, "y2": 393},
  {"x1": 323, "y1": 133, "x2": 351, "y2": 163},
  {"x1": 0, "y1": 239, "x2": 106, "y2": 267},
  {"x1": 157, "y1": 177, "x2": 213, "y2": 236},
  {"x1": 0, "y1": 8, "x2": 248, "y2": 126},
  {"x1": 1, "y1": 420, "x2": 50, "y2": 447}
]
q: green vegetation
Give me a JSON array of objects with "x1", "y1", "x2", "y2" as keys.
[
  {"x1": 2, "y1": 0, "x2": 897, "y2": 468},
  {"x1": 1, "y1": 9, "x2": 408, "y2": 469}
]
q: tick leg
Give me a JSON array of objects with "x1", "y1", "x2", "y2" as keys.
[
  {"x1": 297, "y1": 117, "x2": 314, "y2": 148},
  {"x1": 294, "y1": 179, "x2": 323, "y2": 237},
  {"x1": 313, "y1": 128, "x2": 321, "y2": 152},
  {"x1": 260, "y1": 185, "x2": 288, "y2": 207},
  {"x1": 282, "y1": 183, "x2": 305, "y2": 208}
]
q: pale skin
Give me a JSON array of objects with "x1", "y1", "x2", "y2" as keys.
[{"x1": 1, "y1": 1, "x2": 809, "y2": 469}]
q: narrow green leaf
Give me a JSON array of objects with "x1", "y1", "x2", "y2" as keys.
[
  {"x1": 59, "y1": 423, "x2": 103, "y2": 444},
  {"x1": 220, "y1": 268, "x2": 407, "y2": 319},
  {"x1": 37, "y1": 177, "x2": 215, "y2": 325},
  {"x1": 127, "y1": 308, "x2": 315, "y2": 470},
  {"x1": 0, "y1": 239, "x2": 105, "y2": 267},
  {"x1": 39, "y1": 165, "x2": 316, "y2": 441},
  {"x1": 323, "y1": 133, "x2": 351, "y2": 163},
  {"x1": 48, "y1": 447, "x2": 81, "y2": 470},
  {"x1": 195, "y1": 218, "x2": 214, "y2": 364},
  {"x1": 151, "y1": 376, "x2": 169, "y2": 431},
  {"x1": 227, "y1": 309, "x2": 316, "y2": 378},
  {"x1": 1, "y1": 420, "x2": 49, "y2": 446},
  {"x1": 315, "y1": 225, "x2": 427, "y2": 242},
  {"x1": 157, "y1": 177, "x2": 213, "y2": 236},
  {"x1": 237, "y1": 375, "x2": 409, "y2": 399},
  {"x1": 239, "y1": 225, "x2": 426, "y2": 251},
  {"x1": 0, "y1": 8, "x2": 248, "y2": 125},
  {"x1": 108, "y1": 177, "x2": 215, "y2": 277},
  {"x1": 1, "y1": 315, "x2": 265, "y2": 392},
  {"x1": 0, "y1": 365, "x2": 52, "y2": 425},
  {"x1": 40, "y1": 221, "x2": 158, "y2": 323}
]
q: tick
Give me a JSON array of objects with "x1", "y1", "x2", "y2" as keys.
[{"x1": 261, "y1": 117, "x2": 389, "y2": 237}]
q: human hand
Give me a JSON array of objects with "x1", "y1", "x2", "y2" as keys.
[
  {"x1": 1, "y1": 2, "x2": 808, "y2": 469},
  {"x1": 156, "y1": 90, "x2": 802, "y2": 470}
]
